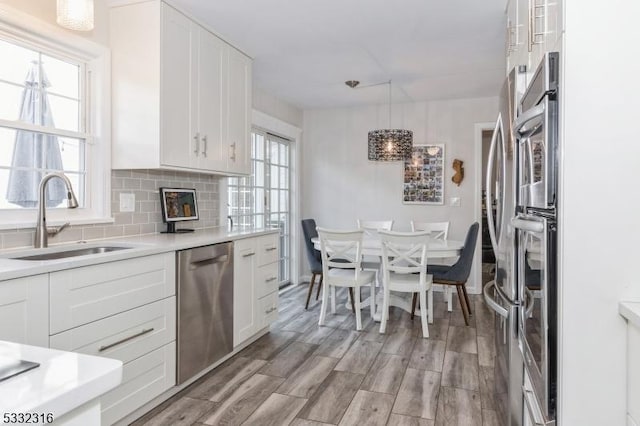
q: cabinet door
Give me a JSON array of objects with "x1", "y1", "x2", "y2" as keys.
[
  {"x1": 196, "y1": 28, "x2": 226, "y2": 172},
  {"x1": 226, "y1": 47, "x2": 252, "y2": 175},
  {"x1": 161, "y1": 4, "x2": 196, "y2": 169},
  {"x1": 233, "y1": 238, "x2": 257, "y2": 346},
  {"x1": 0, "y1": 275, "x2": 48, "y2": 347}
]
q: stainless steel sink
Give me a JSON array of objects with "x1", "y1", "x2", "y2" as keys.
[{"x1": 12, "y1": 246, "x2": 132, "y2": 261}]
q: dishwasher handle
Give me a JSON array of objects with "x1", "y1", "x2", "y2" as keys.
[{"x1": 189, "y1": 254, "x2": 229, "y2": 269}]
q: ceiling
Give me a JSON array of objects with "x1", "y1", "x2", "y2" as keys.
[{"x1": 169, "y1": 0, "x2": 507, "y2": 109}]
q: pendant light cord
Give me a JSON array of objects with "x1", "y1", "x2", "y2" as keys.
[{"x1": 388, "y1": 80, "x2": 392, "y2": 128}]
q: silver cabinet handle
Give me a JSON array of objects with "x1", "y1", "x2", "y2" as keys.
[
  {"x1": 242, "y1": 251, "x2": 256, "y2": 257},
  {"x1": 230, "y1": 142, "x2": 236, "y2": 161},
  {"x1": 266, "y1": 247, "x2": 277, "y2": 252},
  {"x1": 99, "y1": 327, "x2": 154, "y2": 352},
  {"x1": 202, "y1": 134, "x2": 208, "y2": 157},
  {"x1": 265, "y1": 307, "x2": 277, "y2": 314},
  {"x1": 265, "y1": 276, "x2": 277, "y2": 282},
  {"x1": 193, "y1": 132, "x2": 200, "y2": 155}
]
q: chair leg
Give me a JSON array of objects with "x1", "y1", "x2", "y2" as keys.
[
  {"x1": 447, "y1": 287, "x2": 453, "y2": 312},
  {"x1": 379, "y1": 289, "x2": 390, "y2": 334},
  {"x1": 319, "y1": 281, "x2": 329, "y2": 326},
  {"x1": 354, "y1": 286, "x2": 362, "y2": 331},
  {"x1": 411, "y1": 293, "x2": 417, "y2": 320},
  {"x1": 305, "y1": 273, "x2": 317, "y2": 310},
  {"x1": 370, "y1": 281, "x2": 377, "y2": 318},
  {"x1": 419, "y1": 290, "x2": 429, "y2": 338},
  {"x1": 331, "y1": 286, "x2": 336, "y2": 314},
  {"x1": 461, "y1": 285, "x2": 473, "y2": 316},
  {"x1": 315, "y1": 274, "x2": 323, "y2": 300},
  {"x1": 348, "y1": 287, "x2": 356, "y2": 313},
  {"x1": 428, "y1": 287, "x2": 434, "y2": 324},
  {"x1": 456, "y1": 285, "x2": 470, "y2": 326}
]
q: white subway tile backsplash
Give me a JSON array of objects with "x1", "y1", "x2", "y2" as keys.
[{"x1": 0, "y1": 169, "x2": 221, "y2": 249}]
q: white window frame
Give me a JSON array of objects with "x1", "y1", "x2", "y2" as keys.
[{"x1": 0, "y1": 7, "x2": 111, "y2": 229}]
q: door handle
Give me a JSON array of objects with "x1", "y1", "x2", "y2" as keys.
[
  {"x1": 242, "y1": 251, "x2": 256, "y2": 257},
  {"x1": 230, "y1": 142, "x2": 236, "y2": 161},
  {"x1": 485, "y1": 116, "x2": 502, "y2": 256},
  {"x1": 193, "y1": 132, "x2": 200, "y2": 155},
  {"x1": 202, "y1": 135, "x2": 208, "y2": 157},
  {"x1": 483, "y1": 280, "x2": 509, "y2": 318},
  {"x1": 265, "y1": 246, "x2": 277, "y2": 252}
]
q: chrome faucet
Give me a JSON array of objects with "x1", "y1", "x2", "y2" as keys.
[{"x1": 34, "y1": 172, "x2": 79, "y2": 248}]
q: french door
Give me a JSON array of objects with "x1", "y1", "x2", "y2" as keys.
[{"x1": 228, "y1": 129, "x2": 291, "y2": 286}]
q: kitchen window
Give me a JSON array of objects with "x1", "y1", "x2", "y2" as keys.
[
  {"x1": 228, "y1": 130, "x2": 291, "y2": 286},
  {"x1": 0, "y1": 20, "x2": 111, "y2": 228}
]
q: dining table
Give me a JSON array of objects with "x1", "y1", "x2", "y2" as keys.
[{"x1": 311, "y1": 235, "x2": 464, "y2": 322}]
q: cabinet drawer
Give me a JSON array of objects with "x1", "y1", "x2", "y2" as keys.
[
  {"x1": 101, "y1": 342, "x2": 176, "y2": 425},
  {"x1": 49, "y1": 297, "x2": 176, "y2": 364},
  {"x1": 256, "y1": 233, "x2": 278, "y2": 266},
  {"x1": 256, "y1": 262, "x2": 278, "y2": 299},
  {"x1": 50, "y1": 252, "x2": 175, "y2": 334},
  {"x1": 257, "y1": 291, "x2": 278, "y2": 328}
]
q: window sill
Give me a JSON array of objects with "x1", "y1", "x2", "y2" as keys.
[{"x1": 0, "y1": 216, "x2": 114, "y2": 231}]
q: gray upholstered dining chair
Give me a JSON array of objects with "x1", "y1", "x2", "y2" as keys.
[
  {"x1": 411, "y1": 222, "x2": 479, "y2": 325},
  {"x1": 301, "y1": 219, "x2": 323, "y2": 309}
]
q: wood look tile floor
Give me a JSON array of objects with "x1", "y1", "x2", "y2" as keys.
[{"x1": 132, "y1": 279, "x2": 503, "y2": 426}]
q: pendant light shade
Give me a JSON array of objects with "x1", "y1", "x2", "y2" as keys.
[
  {"x1": 57, "y1": 0, "x2": 94, "y2": 31},
  {"x1": 366, "y1": 80, "x2": 413, "y2": 161},
  {"x1": 368, "y1": 129, "x2": 413, "y2": 161}
]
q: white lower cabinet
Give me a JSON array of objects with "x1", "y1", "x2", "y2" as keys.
[
  {"x1": 0, "y1": 274, "x2": 48, "y2": 347},
  {"x1": 233, "y1": 233, "x2": 279, "y2": 347},
  {"x1": 47, "y1": 253, "x2": 177, "y2": 425}
]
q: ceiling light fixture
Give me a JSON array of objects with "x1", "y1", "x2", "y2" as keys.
[
  {"x1": 346, "y1": 79, "x2": 413, "y2": 161},
  {"x1": 56, "y1": 0, "x2": 94, "y2": 32}
]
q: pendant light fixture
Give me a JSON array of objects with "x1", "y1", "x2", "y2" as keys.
[
  {"x1": 57, "y1": 0, "x2": 94, "y2": 32},
  {"x1": 346, "y1": 79, "x2": 412, "y2": 161}
]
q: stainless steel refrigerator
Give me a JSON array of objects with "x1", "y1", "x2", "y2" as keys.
[
  {"x1": 484, "y1": 65, "x2": 526, "y2": 426},
  {"x1": 484, "y1": 53, "x2": 559, "y2": 426}
]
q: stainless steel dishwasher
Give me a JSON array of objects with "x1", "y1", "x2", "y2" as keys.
[{"x1": 177, "y1": 242, "x2": 233, "y2": 384}]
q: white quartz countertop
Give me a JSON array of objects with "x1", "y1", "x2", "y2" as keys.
[
  {"x1": 0, "y1": 341, "x2": 122, "y2": 421},
  {"x1": 620, "y1": 301, "x2": 640, "y2": 329},
  {"x1": 0, "y1": 227, "x2": 277, "y2": 281}
]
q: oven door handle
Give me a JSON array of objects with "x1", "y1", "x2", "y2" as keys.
[
  {"x1": 523, "y1": 387, "x2": 547, "y2": 425},
  {"x1": 515, "y1": 103, "x2": 545, "y2": 136},
  {"x1": 483, "y1": 280, "x2": 509, "y2": 318},
  {"x1": 512, "y1": 217, "x2": 544, "y2": 233}
]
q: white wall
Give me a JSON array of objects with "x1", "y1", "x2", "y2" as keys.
[
  {"x1": 301, "y1": 96, "x2": 498, "y2": 292},
  {"x1": 253, "y1": 87, "x2": 304, "y2": 129},
  {"x1": 558, "y1": 1, "x2": 640, "y2": 424}
]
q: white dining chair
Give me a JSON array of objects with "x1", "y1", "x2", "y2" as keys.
[
  {"x1": 410, "y1": 221, "x2": 450, "y2": 240},
  {"x1": 378, "y1": 230, "x2": 433, "y2": 338},
  {"x1": 317, "y1": 228, "x2": 376, "y2": 331},
  {"x1": 357, "y1": 219, "x2": 394, "y2": 233},
  {"x1": 356, "y1": 220, "x2": 393, "y2": 285},
  {"x1": 411, "y1": 220, "x2": 454, "y2": 311}
]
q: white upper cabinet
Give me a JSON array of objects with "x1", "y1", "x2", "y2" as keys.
[
  {"x1": 505, "y1": 0, "x2": 563, "y2": 77},
  {"x1": 111, "y1": 0, "x2": 252, "y2": 175}
]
